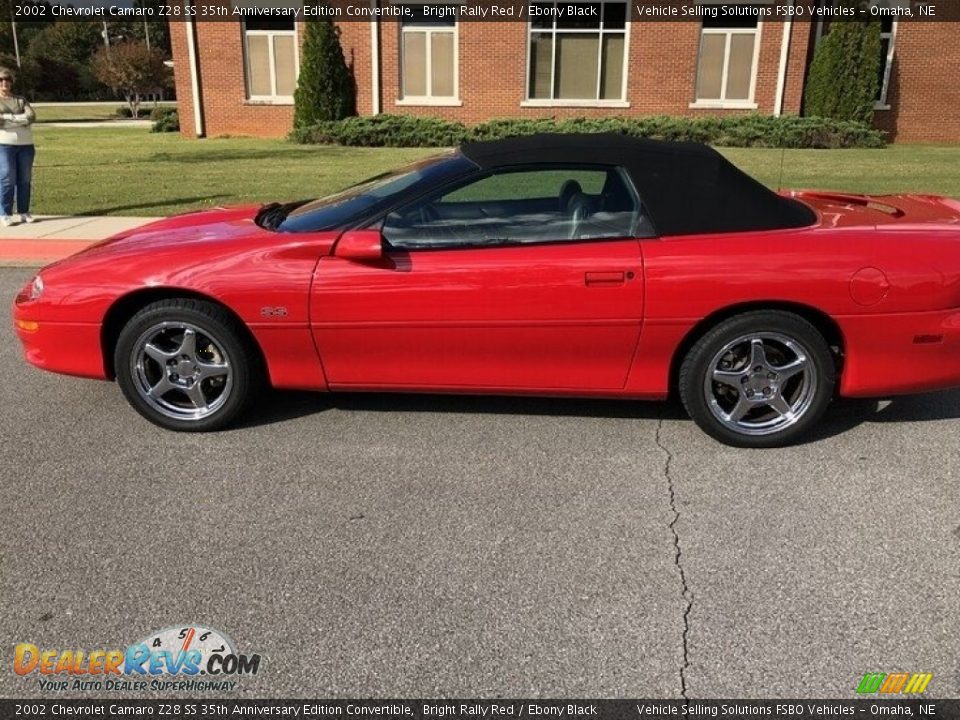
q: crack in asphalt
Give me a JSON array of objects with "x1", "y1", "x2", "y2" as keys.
[{"x1": 656, "y1": 417, "x2": 693, "y2": 700}]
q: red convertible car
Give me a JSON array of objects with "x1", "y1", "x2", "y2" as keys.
[{"x1": 13, "y1": 134, "x2": 960, "y2": 446}]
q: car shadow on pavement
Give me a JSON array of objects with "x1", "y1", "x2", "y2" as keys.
[
  {"x1": 241, "y1": 388, "x2": 960, "y2": 445},
  {"x1": 234, "y1": 390, "x2": 332, "y2": 429},
  {"x1": 809, "y1": 389, "x2": 960, "y2": 442},
  {"x1": 330, "y1": 392, "x2": 689, "y2": 420},
  {"x1": 236, "y1": 389, "x2": 688, "y2": 430}
]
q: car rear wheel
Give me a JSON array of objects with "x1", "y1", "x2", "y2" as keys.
[
  {"x1": 678, "y1": 311, "x2": 835, "y2": 447},
  {"x1": 114, "y1": 299, "x2": 260, "y2": 432}
]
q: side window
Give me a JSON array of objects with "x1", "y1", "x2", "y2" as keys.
[{"x1": 382, "y1": 166, "x2": 645, "y2": 250}]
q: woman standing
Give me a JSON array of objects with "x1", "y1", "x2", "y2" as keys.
[{"x1": 0, "y1": 67, "x2": 36, "y2": 227}]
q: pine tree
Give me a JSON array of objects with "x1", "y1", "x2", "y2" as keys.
[
  {"x1": 293, "y1": 6, "x2": 356, "y2": 128},
  {"x1": 804, "y1": 13, "x2": 882, "y2": 125}
]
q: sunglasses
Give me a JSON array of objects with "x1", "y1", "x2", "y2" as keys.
[{"x1": 0, "y1": 78, "x2": 12, "y2": 83}]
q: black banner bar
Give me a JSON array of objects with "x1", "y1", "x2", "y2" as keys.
[
  {"x1": 1, "y1": 699, "x2": 958, "y2": 720},
  {"x1": 7, "y1": 0, "x2": 960, "y2": 23}
]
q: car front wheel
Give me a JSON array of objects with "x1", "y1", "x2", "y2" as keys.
[
  {"x1": 679, "y1": 311, "x2": 836, "y2": 447},
  {"x1": 114, "y1": 299, "x2": 260, "y2": 432}
]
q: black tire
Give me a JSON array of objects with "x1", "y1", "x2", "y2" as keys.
[
  {"x1": 678, "y1": 311, "x2": 835, "y2": 448},
  {"x1": 114, "y1": 298, "x2": 261, "y2": 432}
]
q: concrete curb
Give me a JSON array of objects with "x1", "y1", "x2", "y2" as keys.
[{"x1": 0, "y1": 215, "x2": 160, "y2": 267}]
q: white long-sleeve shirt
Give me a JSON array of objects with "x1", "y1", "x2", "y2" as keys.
[{"x1": 0, "y1": 96, "x2": 35, "y2": 145}]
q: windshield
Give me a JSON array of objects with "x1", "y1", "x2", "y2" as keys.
[{"x1": 271, "y1": 151, "x2": 475, "y2": 233}]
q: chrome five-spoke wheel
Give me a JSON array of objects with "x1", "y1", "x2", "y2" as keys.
[
  {"x1": 704, "y1": 332, "x2": 816, "y2": 436},
  {"x1": 115, "y1": 299, "x2": 260, "y2": 431},
  {"x1": 132, "y1": 322, "x2": 233, "y2": 420},
  {"x1": 679, "y1": 311, "x2": 836, "y2": 447}
]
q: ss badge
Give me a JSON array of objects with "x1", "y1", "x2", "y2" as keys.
[{"x1": 260, "y1": 306, "x2": 288, "y2": 317}]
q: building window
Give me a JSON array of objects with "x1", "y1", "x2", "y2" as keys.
[
  {"x1": 526, "y1": 1, "x2": 628, "y2": 103},
  {"x1": 243, "y1": 18, "x2": 298, "y2": 102},
  {"x1": 400, "y1": 6, "x2": 458, "y2": 102},
  {"x1": 694, "y1": 8, "x2": 761, "y2": 105}
]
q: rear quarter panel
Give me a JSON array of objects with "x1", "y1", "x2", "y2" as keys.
[{"x1": 628, "y1": 224, "x2": 960, "y2": 397}]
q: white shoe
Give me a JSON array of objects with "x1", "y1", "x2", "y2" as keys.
[
  {"x1": 20, "y1": 213, "x2": 34, "y2": 223},
  {"x1": 1, "y1": 215, "x2": 14, "y2": 227}
]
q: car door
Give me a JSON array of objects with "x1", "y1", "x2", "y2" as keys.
[{"x1": 310, "y1": 165, "x2": 648, "y2": 391}]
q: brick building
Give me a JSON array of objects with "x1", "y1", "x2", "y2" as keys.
[{"x1": 169, "y1": 2, "x2": 960, "y2": 143}]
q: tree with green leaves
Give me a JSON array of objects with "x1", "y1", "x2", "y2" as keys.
[
  {"x1": 293, "y1": 7, "x2": 355, "y2": 129},
  {"x1": 803, "y1": 12, "x2": 882, "y2": 125},
  {"x1": 21, "y1": 21, "x2": 105, "y2": 99},
  {"x1": 26, "y1": 21, "x2": 101, "y2": 67},
  {"x1": 0, "y1": 5, "x2": 51, "y2": 62}
]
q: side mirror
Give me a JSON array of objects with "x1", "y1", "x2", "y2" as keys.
[{"x1": 334, "y1": 229, "x2": 383, "y2": 261}]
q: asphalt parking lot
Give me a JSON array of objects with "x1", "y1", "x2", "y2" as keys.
[{"x1": 1, "y1": 265, "x2": 958, "y2": 699}]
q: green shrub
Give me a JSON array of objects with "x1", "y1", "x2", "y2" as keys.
[
  {"x1": 469, "y1": 117, "x2": 561, "y2": 141},
  {"x1": 292, "y1": 114, "x2": 885, "y2": 149},
  {"x1": 150, "y1": 106, "x2": 179, "y2": 133},
  {"x1": 804, "y1": 11, "x2": 882, "y2": 124},
  {"x1": 293, "y1": 5, "x2": 356, "y2": 128},
  {"x1": 115, "y1": 106, "x2": 134, "y2": 118},
  {"x1": 148, "y1": 105, "x2": 173, "y2": 121},
  {"x1": 292, "y1": 114, "x2": 469, "y2": 147}
]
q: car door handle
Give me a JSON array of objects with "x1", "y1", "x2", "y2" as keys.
[{"x1": 585, "y1": 271, "x2": 626, "y2": 286}]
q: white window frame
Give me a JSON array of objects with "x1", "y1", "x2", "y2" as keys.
[
  {"x1": 876, "y1": 20, "x2": 896, "y2": 109},
  {"x1": 814, "y1": 0, "x2": 899, "y2": 110},
  {"x1": 396, "y1": 11, "x2": 460, "y2": 106},
  {"x1": 243, "y1": 23, "x2": 299, "y2": 104},
  {"x1": 690, "y1": 17, "x2": 762, "y2": 109},
  {"x1": 522, "y1": 0, "x2": 631, "y2": 108}
]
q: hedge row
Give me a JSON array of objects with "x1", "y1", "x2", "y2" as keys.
[{"x1": 291, "y1": 114, "x2": 886, "y2": 149}]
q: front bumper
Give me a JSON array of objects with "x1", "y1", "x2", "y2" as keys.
[{"x1": 13, "y1": 298, "x2": 107, "y2": 380}]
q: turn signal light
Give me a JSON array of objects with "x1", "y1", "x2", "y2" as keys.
[{"x1": 16, "y1": 320, "x2": 39, "y2": 332}]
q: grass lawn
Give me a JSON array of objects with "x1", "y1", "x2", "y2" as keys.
[
  {"x1": 28, "y1": 126, "x2": 960, "y2": 217},
  {"x1": 32, "y1": 102, "x2": 176, "y2": 123}
]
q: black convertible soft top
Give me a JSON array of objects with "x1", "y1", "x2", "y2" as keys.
[{"x1": 460, "y1": 133, "x2": 815, "y2": 237}]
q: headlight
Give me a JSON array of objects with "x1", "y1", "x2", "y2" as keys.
[{"x1": 28, "y1": 275, "x2": 43, "y2": 300}]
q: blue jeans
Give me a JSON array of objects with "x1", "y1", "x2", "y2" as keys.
[{"x1": 0, "y1": 144, "x2": 35, "y2": 216}]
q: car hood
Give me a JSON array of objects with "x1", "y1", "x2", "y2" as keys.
[
  {"x1": 38, "y1": 205, "x2": 342, "y2": 289},
  {"x1": 75, "y1": 205, "x2": 269, "y2": 259}
]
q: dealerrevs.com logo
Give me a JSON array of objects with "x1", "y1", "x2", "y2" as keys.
[{"x1": 13, "y1": 625, "x2": 262, "y2": 693}]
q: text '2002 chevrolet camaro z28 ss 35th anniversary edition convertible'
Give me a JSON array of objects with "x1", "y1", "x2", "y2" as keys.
[{"x1": 13, "y1": 134, "x2": 960, "y2": 447}]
